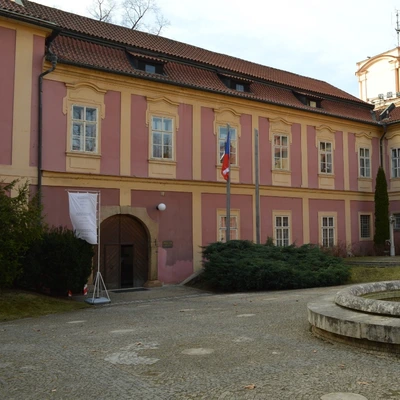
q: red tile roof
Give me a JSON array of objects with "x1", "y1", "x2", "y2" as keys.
[{"x1": 0, "y1": 0, "x2": 382, "y2": 124}]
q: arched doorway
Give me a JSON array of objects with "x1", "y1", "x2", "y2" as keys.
[{"x1": 99, "y1": 214, "x2": 149, "y2": 289}]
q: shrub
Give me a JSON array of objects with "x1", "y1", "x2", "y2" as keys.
[
  {"x1": 202, "y1": 240, "x2": 350, "y2": 292},
  {"x1": 0, "y1": 180, "x2": 44, "y2": 288},
  {"x1": 18, "y1": 227, "x2": 94, "y2": 295},
  {"x1": 374, "y1": 166, "x2": 389, "y2": 252}
]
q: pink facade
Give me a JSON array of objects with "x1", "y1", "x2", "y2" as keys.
[
  {"x1": 201, "y1": 107, "x2": 215, "y2": 181},
  {"x1": 131, "y1": 190, "x2": 193, "y2": 283},
  {"x1": 348, "y1": 133, "x2": 358, "y2": 191},
  {"x1": 291, "y1": 123, "x2": 302, "y2": 187},
  {"x1": 29, "y1": 35, "x2": 45, "y2": 167},
  {"x1": 350, "y1": 200, "x2": 374, "y2": 254},
  {"x1": 0, "y1": 27, "x2": 15, "y2": 166},
  {"x1": 42, "y1": 80, "x2": 67, "y2": 172},
  {"x1": 130, "y1": 94, "x2": 148, "y2": 177},
  {"x1": 307, "y1": 126, "x2": 319, "y2": 188},
  {"x1": 309, "y1": 199, "x2": 346, "y2": 245},
  {"x1": 260, "y1": 196, "x2": 303, "y2": 244},
  {"x1": 177, "y1": 103, "x2": 193, "y2": 180},
  {"x1": 42, "y1": 186, "x2": 119, "y2": 228},
  {"x1": 239, "y1": 114, "x2": 252, "y2": 184},
  {"x1": 334, "y1": 131, "x2": 344, "y2": 190},
  {"x1": 201, "y1": 193, "x2": 253, "y2": 245},
  {"x1": 100, "y1": 91, "x2": 121, "y2": 175},
  {"x1": 259, "y1": 117, "x2": 272, "y2": 185}
]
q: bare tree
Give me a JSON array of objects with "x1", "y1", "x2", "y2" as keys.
[
  {"x1": 87, "y1": 0, "x2": 117, "y2": 23},
  {"x1": 87, "y1": 0, "x2": 170, "y2": 36},
  {"x1": 121, "y1": 0, "x2": 169, "y2": 34}
]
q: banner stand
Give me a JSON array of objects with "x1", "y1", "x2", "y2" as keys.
[{"x1": 67, "y1": 190, "x2": 110, "y2": 305}]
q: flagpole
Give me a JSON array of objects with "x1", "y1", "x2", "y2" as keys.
[
  {"x1": 255, "y1": 128, "x2": 260, "y2": 244},
  {"x1": 226, "y1": 124, "x2": 231, "y2": 241}
]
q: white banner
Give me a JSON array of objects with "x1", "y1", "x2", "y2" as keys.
[{"x1": 68, "y1": 192, "x2": 98, "y2": 244}]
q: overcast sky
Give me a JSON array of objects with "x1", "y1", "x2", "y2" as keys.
[{"x1": 32, "y1": 0, "x2": 400, "y2": 97}]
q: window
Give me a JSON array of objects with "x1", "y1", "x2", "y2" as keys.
[
  {"x1": 275, "y1": 215, "x2": 290, "y2": 246},
  {"x1": 219, "y1": 126, "x2": 237, "y2": 166},
  {"x1": 394, "y1": 214, "x2": 400, "y2": 230},
  {"x1": 359, "y1": 214, "x2": 371, "y2": 239},
  {"x1": 319, "y1": 141, "x2": 333, "y2": 174},
  {"x1": 321, "y1": 216, "x2": 335, "y2": 247},
  {"x1": 308, "y1": 100, "x2": 317, "y2": 108},
  {"x1": 273, "y1": 134, "x2": 289, "y2": 170},
  {"x1": 151, "y1": 116, "x2": 173, "y2": 160},
  {"x1": 218, "y1": 215, "x2": 239, "y2": 242},
  {"x1": 359, "y1": 148, "x2": 371, "y2": 178},
  {"x1": 145, "y1": 64, "x2": 156, "y2": 73},
  {"x1": 392, "y1": 148, "x2": 400, "y2": 178},
  {"x1": 235, "y1": 83, "x2": 245, "y2": 92},
  {"x1": 71, "y1": 105, "x2": 98, "y2": 152}
]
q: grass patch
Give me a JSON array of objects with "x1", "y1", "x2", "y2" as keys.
[
  {"x1": 0, "y1": 290, "x2": 90, "y2": 322},
  {"x1": 348, "y1": 266, "x2": 400, "y2": 284}
]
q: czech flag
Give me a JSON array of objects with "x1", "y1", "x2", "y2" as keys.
[{"x1": 221, "y1": 128, "x2": 230, "y2": 181}]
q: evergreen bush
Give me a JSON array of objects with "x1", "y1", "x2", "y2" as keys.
[
  {"x1": 0, "y1": 180, "x2": 44, "y2": 288},
  {"x1": 374, "y1": 166, "x2": 390, "y2": 251},
  {"x1": 202, "y1": 240, "x2": 350, "y2": 292},
  {"x1": 19, "y1": 227, "x2": 94, "y2": 295}
]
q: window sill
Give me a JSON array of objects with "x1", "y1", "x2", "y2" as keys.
[
  {"x1": 148, "y1": 158, "x2": 176, "y2": 165},
  {"x1": 272, "y1": 169, "x2": 291, "y2": 174},
  {"x1": 66, "y1": 151, "x2": 101, "y2": 159},
  {"x1": 318, "y1": 173, "x2": 334, "y2": 177}
]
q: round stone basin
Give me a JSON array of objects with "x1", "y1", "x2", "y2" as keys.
[{"x1": 334, "y1": 281, "x2": 400, "y2": 317}]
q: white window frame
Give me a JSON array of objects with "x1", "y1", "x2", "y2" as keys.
[
  {"x1": 319, "y1": 141, "x2": 333, "y2": 174},
  {"x1": 273, "y1": 211, "x2": 291, "y2": 246},
  {"x1": 273, "y1": 134, "x2": 289, "y2": 170},
  {"x1": 359, "y1": 147, "x2": 371, "y2": 178},
  {"x1": 217, "y1": 209, "x2": 239, "y2": 242},
  {"x1": 151, "y1": 116, "x2": 174, "y2": 160},
  {"x1": 394, "y1": 213, "x2": 400, "y2": 230},
  {"x1": 218, "y1": 126, "x2": 238, "y2": 167},
  {"x1": 71, "y1": 104, "x2": 99, "y2": 153},
  {"x1": 359, "y1": 213, "x2": 372, "y2": 240},
  {"x1": 392, "y1": 148, "x2": 400, "y2": 178},
  {"x1": 318, "y1": 212, "x2": 337, "y2": 248}
]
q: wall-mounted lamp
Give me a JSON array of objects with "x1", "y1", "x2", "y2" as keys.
[{"x1": 157, "y1": 203, "x2": 166, "y2": 211}]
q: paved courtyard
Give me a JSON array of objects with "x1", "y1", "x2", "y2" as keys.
[{"x1": 1, "y1": 285, "x2": 399, "y2": 400}]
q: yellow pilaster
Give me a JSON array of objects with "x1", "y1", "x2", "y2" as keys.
[
  {"x1": 343, "y1": 131, "x2": 349, "y2": 191},
  {"x1": 119, "y1": 187, "x2": 131, "y2": 206},
  {"x1": 345, "y1": 198, "x2": 351, "y2": 248},
  {"x1": 252, "y1": 114, "x2": 259, "y2": 242},
  {"x1": 302, "y1": 197, "x2": 310, "y2": 243},
  {"x1": 192, "y1": 190, "x2": 202, "y2": 272},
  {"x1": 301, "y1": 123, "x2": 308, "y2": 188},
  {"x1": 120, "y1": 91, "x2": 131, "y2": 176},
  {"x1": 192, "y1": 103, "x2": 201, "y2": 180},
  {"x1": 12, "y1": 28, "x2": 33, "y2": 171}
]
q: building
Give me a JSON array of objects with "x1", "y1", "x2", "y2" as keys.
[
  {"x1": 356, "y1": 47, "x2": 400, "y2": 109},
  {"x1": 2, "y1": 0, "x2": 400, "y2": 289}
]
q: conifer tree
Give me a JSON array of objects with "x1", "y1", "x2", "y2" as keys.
[{"x1": 374, "y1": 166, "x2": 390, "y2": 249}]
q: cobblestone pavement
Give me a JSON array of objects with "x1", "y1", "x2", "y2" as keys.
[{"x1": 1, "y1": 285, "x2": 400, "y2": 400}]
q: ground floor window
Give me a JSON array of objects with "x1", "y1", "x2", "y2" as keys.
[
  {"x1": 359, "y1": 214, "x2": 372, "y2": 240},
  {"x1": 274, "y1": 213, "x2": 290, "y2": 246},
  {"x1": 320, "y1": 214, "x2": 336, "y2": 247},
  {"x1": 218, "y1": 210, "x2": 239, "y2": 242}
]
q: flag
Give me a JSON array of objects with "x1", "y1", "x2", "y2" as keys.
[
  {"x1": 68, "y1": 192, "x2": 98, "y2": 244},
  {"x1": 221, "y1": 128, "x2": 230, "y2": 180}
]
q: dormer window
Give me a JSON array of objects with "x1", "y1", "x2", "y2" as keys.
[
  {"x1": 127, "y1": 51, "x2": 165, "y2": 75},
  {"x1": 235, "y1": 83, "x2": 245, "y2": 92},
  {"x1": 293, "y1": 91, "x2": 322, "y2": 108},
  {"x1": 219, "y1": 74, "x2": 251, "y2": 93},
  {"x1": 145, "y1": 64, "x2": 156, "y2": 73}
]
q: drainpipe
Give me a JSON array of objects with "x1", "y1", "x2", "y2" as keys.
[{"x1": 38, "y1": 50, "x2": 57, "y2": 206}]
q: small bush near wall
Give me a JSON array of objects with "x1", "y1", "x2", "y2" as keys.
[
  {"x1": 18, "y1": 227, "x2": 94, "y2": 296},
  {"x1": 202, "y1": 241, "x2": 350, "y2": 292}
]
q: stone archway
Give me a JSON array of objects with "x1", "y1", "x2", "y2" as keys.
[
  {"x1": 98, "y1": 206, "x2": 161, "y2": 288},
  {"x1": 99, "y1": 214, "x2": 148, "y2": 289}
]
